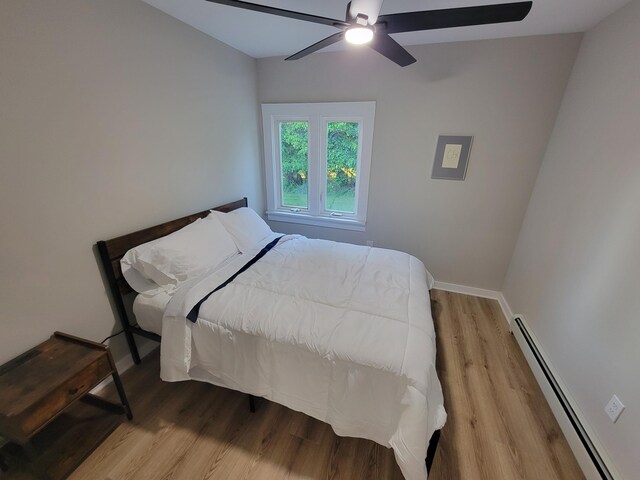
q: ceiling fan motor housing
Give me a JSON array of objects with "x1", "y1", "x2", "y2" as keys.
[{"x1": 354, "y1": 13, "x2": 369, "y2": 26}]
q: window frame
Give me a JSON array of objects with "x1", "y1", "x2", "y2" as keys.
[{"x1": 262, "y1": 102, "x2": 375, "y2": 231}]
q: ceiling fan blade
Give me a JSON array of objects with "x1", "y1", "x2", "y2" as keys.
[
  {"x1": 368, "y1": 33, "x2": 416, "y2": 67},
  {"x1": 285, "y1": 32, "x2": 345, "y2": 61},
  {"x1": 377, "y1": 1, "x2": 533, "y2": 34},
  {"x1": 205, "y1": 0, "x2": 349, "y2": 28}
]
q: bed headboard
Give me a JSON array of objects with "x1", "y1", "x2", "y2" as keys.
[
  {"x1": 97, "y1": 197, "x2": 247, "y2": 296},
  {"x1": 96, "y1": 197, "x2": 248, "y2": 362}
]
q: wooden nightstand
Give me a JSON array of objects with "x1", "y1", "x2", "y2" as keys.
[{"x1": 0, "y1": 332, "x2": 132, "y2": 479}]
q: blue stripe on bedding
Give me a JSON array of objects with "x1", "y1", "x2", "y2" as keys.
[{"x1": 186, "y1": 235, "x2": 284, "y2": 323}]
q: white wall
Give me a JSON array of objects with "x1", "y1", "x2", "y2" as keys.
[
  {"x1": 257, "y1": 34, "x2": 582, "y2": 290},
  {"x1": 503, "y1": 1, "x2": 640, "y2": 478},
  {"x1": 0, "y1": 0, "x2": 263, "y2": 364}
]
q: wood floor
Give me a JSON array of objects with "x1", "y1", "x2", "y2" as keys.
[
  {"x1": 5, "y1": 291, "x2": 585, "y2": 479},
  {"x1": 429, "y1": 291, "x2": 584, "y2": 480}
]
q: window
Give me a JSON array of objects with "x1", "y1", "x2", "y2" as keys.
[{"x1": 262, "y1": 102, "x2": 375, "y2": 231}]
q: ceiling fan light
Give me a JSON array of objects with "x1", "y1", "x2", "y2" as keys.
[{"x1": 345, "y1": 26, "x2": 374, "y2": 45}]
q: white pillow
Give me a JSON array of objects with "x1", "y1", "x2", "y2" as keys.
[
  {"x1": 121, "y1": 236, "x2": 165, "y2": 295},
  {"x1": 214, "y1": 207, "x2": 273, "y2": 253},
  {"x1": 122, "y1": 267, "x2": 163, "y2": 295},
  {"x1": 121, "y1": 214, "x2": 239, "y2": 294}
]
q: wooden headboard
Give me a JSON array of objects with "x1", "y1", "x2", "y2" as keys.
[{"x1": 95, "y1": 197, "x2": 248, "y2": 363}]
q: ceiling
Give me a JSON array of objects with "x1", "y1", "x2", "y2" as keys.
[{"x1": 141, "y1": 0, "x2": 630, "y2": 59}]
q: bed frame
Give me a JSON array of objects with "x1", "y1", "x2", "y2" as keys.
[
  {"x1": 96, "y1": 195, "x2": 441, "y2": 472},
  {"x1": 96, "y1": 197, "x2": 248, "y2": 364}
]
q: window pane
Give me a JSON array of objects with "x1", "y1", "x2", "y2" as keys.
[
  {"x1": 280, "y1": 121, "x2": 309, "y2": 208},
  {"x1": 326, "y1": 122, "x2": 359, "y2": 213}
]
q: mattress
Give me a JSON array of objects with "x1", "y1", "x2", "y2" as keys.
[
  {"x1": 132, "y1": 291, "x2": 172, "y2": 335},
  {"x1": 160, "y1": 233, "x2": 446, "y2": 480}
]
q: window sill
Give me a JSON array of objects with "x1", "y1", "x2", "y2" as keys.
[{"x1": 266, "y1": 210, "x2": 366, "y2": 231}]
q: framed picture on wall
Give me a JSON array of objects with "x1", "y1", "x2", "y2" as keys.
[{"x1": 431, "y1": 135, "x2": 473, "y2": 180}]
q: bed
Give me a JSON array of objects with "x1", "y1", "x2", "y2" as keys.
[{"x1": 97, "y1": 198, "x2": 446, "y2": 480}]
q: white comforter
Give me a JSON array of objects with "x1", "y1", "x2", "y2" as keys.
[{"x1": 160, "y1": 234, "x2": 446, "y2": 479}]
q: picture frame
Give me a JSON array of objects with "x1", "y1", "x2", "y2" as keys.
[{"x1": 431, "y1": 135, "x2": 474, "y2": 181}]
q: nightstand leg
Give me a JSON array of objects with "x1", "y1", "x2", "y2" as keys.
[{"x1": 111, "y1": 371, "x2": 133, "y2": 420}]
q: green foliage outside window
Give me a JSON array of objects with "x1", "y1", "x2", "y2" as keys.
[
  {"x1": 280, "y1": 121, "x2": 359, "y2": 212},
  {"x1": 280, "y1": 122, "x2": 309, "y2": 188},
  {"x1": 326, "y1": 122, "x2": 358, "y2": 211}
]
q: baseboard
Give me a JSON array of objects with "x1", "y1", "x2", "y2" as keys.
[
  {"x1": 432, "y1": 281, "x2": 512, "y2": 326},
  {"x1": 91, "y1": 341, "x2": 159, "y2": 395},
  {"x1": 509, "y1": 315, "x2": 620, "y2": 480}
]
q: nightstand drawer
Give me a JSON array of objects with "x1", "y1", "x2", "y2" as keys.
[{"x1": 19, "y1": 355, "x2": 112, "y2": 438}]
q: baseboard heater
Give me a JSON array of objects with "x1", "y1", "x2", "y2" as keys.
[{"x1": 512, "y1": 316, "x2": 614, "y2": 480}]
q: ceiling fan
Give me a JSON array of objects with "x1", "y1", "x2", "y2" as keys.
[{"x1": 204, "y1": 0, "x2": 533, "y2": 66}]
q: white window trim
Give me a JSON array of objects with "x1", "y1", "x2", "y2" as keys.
[{"x1": 262, "y1": 102, "x2": 375, "y2": 231}]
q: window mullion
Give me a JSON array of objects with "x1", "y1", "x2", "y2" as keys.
[
  {"x1": 308, "y1": 114, "x2": 320, "y2": 216},
  {"x1": 319, "y1": 117, "x2": 328, "y2": 216}
]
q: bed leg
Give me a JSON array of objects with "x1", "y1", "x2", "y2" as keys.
[
  {"x1": 249, "y1": 395, "x2": 256, "y2": 413},
  {"x1": 426, "y1": 429, "x2": 441, "y2": 474},
  {"x1": 125, "y1": 329, "x2": 141, "y2": 364}
]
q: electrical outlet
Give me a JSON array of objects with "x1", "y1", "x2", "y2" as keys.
[
  {"x1": 366, "y1": 240, "x2": 374, "y2": 247},
  {"x1": 605, "y1": 395, "x2": 625, "y2": 423}
]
